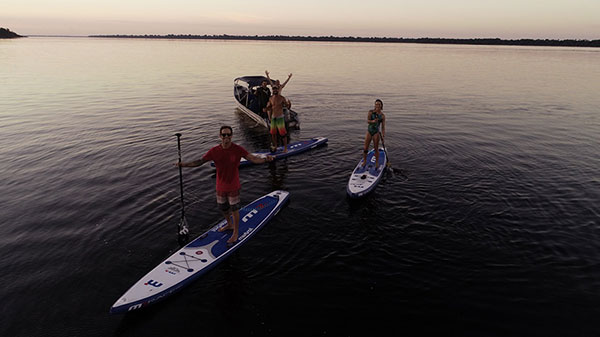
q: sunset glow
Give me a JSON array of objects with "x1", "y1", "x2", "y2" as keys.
[{"x1": 2, "y1": 0, "x2": 599, "y2": 39}]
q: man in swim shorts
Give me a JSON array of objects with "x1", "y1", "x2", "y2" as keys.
[
  {"x1": 265, "y1": 85, "x2": 291, "y2": 152},
  {"x1": 176, "y1": 126, "x2": 273, "y2": 243}
]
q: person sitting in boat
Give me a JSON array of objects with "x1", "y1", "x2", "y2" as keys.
[
  {"x1": 265, "y1": 70, "x2": 292, "y2": 94},
  {"x1": 265, "y1": 86, "x2": 290, "y2": 153},
  {"x1": 253, "y1": 79, "x2": 271, "y2": 118},
  {"x1": 247, "y1": 89, "x2": 260, "y2": 114},
  {"x1": 363, "y1": 99, "x2": 386, "y2": 169}
]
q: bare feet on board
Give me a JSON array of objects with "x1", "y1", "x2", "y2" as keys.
[{"x1": 218, "y1": 224, "x2": 233, "y2": 232}]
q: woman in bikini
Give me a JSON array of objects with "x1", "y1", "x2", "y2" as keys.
[{"x1": 363, "y1": 99, "x2": 386, "y2": 169}]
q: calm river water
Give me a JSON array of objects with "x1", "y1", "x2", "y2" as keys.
[{"x1": 1, "y1": 37, "x2": 599, "y2": 336}]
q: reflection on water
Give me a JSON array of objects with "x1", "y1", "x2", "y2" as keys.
[{"x1": 1, "y1": 37, "x2": 599, "y2": 336}]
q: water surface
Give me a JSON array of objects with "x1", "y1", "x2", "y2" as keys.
[{"x1": 1, "y1": 37, "x2": 599, "y2": 336}]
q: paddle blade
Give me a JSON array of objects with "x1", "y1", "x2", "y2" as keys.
[{"x1": 178, "y1": 216, "x2": 189, "y2": 236}]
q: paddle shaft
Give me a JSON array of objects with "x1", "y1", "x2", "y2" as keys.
[{"x1": 175, "y1": 133, "x2": 185, "y2": 219}]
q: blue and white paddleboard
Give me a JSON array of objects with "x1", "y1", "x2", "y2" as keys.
[
  {"x1": 347, "y1": 148, "x2": 387, "y2": 198},
  {"x1": 109, "y1": 190, "x2": 289, "y2": 314},
  {"x1": 211, "y1": 137, "x2": 327, "y2": 168}
]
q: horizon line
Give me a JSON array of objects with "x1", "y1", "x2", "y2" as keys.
[
  {"x1": 16, "y1": 34, "x2": 600, "y2": 47},
  {"x1": 89, "y1": 34, "x2": 600, "y2": 47}
]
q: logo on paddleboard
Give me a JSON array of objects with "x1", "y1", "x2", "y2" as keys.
[
  {"x1": 128, "y1": 303, "x2": 144, "y2": 311},
  {"x1": 242, "y1": 209, "x2": 258, "y2": 222},
  {"x1": 238, "y1": 227, "x2": 254, "y2": 241},
  {"x1": 165, "y1": 267, "x2": 180, "y2": 275},
  {"x1": 144, "y1": 280, "x2": 163, "y2": 287}
]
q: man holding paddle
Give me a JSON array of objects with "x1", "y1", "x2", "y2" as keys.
[{"x1": 176, "y1": 126, "x2": 273, "y2": 243}]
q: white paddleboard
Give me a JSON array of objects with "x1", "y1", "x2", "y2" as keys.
[
  {"x1": 347, "y1": 148, "x2": 387, "y2": 198},
  {"x1": 110, "y1": 190, "x2": 289, "y2": 314}
]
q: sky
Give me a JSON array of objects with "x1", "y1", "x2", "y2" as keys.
[{"x1": 2, "y1": 0, "x2": 599, "y2": 39}]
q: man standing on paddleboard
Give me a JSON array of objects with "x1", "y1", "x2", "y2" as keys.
[
  {"x1": 176, "y1": 126, "x2": 273, "y2": 243},
  {"x1": 265, "y1": 85, "x2": 291, "y2": 153}
]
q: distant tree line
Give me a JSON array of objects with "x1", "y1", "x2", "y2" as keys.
[
  {"x1": 90, "y1": 34, "x2": 600, "y2": 47},
  {"x1": 0, "y1": 27, "x2": 24, "y2": 39}
]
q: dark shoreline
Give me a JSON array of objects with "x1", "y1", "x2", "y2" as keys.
[
  {"x1": 90, "y1": 34, "x2": 600, "y2": 48},
  {"x1": 0, "y1": 27, "x2": 24, "y2": 39}
]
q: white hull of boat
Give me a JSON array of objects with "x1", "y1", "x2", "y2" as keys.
[{"x1": 234, "y1": 99, "x2": 269, "y2": 128}]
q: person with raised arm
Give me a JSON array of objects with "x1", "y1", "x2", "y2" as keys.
[
  {"x1": 176, "y1": 126, "x2": 273, "y2": 243},
  {"x1": 265, "y1": 70, "x2": 292, "y2": 94},
  {"x1": 265, "y1": 86, "x2": 291, "y2": 152}
]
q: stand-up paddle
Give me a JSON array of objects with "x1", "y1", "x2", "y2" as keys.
[
  {"x1": 175, "y1": 133, "x2": 189, "y2": 238},
  {"x1": 379, "y1": 132, "x2": 409, "y2": 180}
]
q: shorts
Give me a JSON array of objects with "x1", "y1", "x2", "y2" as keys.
[
  {"x1": 270, "y1": 116, "x2": 287, "y2": 136},
  {"x1": 216, "y1": 189, "x2": 240, "y2": 211}
]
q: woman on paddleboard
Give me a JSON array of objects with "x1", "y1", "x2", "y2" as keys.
[
  {"x1": 176, "y1": 126, "x2": 273, "y2": 243},
  {"x1": 362, "y1": 99, "x2": 386, "y2": 169}
]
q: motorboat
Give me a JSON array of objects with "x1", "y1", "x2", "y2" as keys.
[{"x1": 233, "y1": 76, "x2": 300, "y2": 130}]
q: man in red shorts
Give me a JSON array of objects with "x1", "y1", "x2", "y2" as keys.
[{"x1": 177, "y1": 126, "x2": 273, "y2": 243}]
